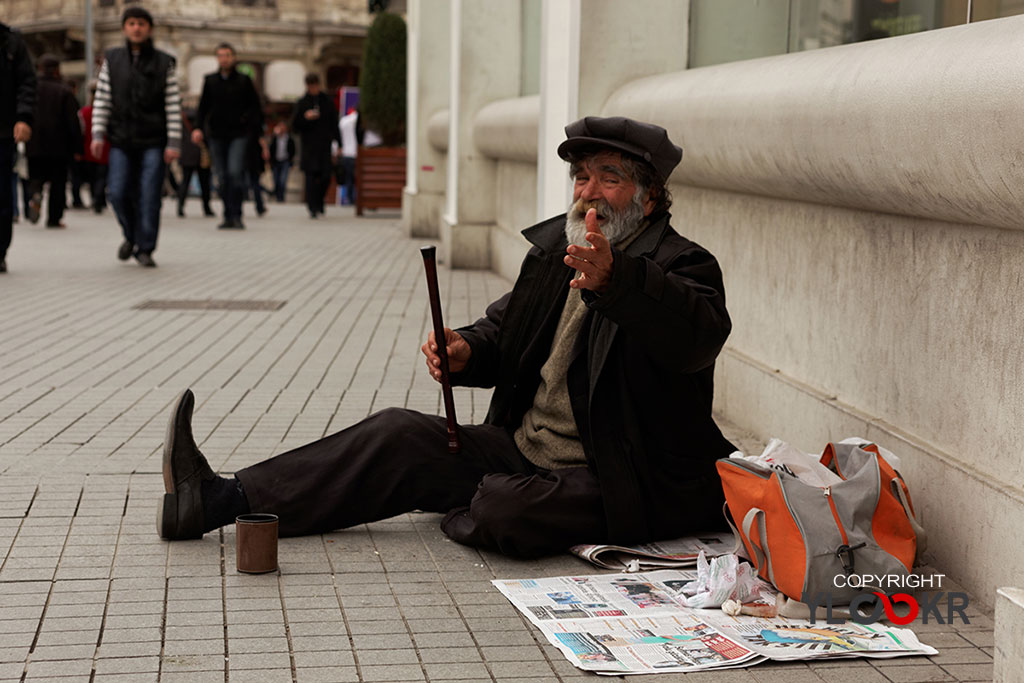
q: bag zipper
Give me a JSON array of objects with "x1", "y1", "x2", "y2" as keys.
[{"x1": 824, "y1": 486, "x2": 865, "y2": 574}]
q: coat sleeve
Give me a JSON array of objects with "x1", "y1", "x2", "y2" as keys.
[
  {"x1": 195, "y1": 76, "x2": 210, "y2": 133},
  {"x1": 65, "y1": 91, "x2": 83, "y2": 155},
  {"x1": 582, "y1": 243, "x2": 731, "y2": 374},
  {"x1": 291, "y1": 99, "x2": 308, "y2": 132},
  {"x1": 164, "y1": 62, "x2": 182, "y2": 151},
  {"x1": 449, "y1": 291, "x2": 511, "y2": 388},
  {"x1": 91, "y1": 59, "x2": 111, "y2": 142},
  {"x1": 329, "y1": 100, "x2": 341, "y2": 146},
  {"x1": 246, "y1": 77, "x2": 264, "y2": 136},
  {"x1": 13, "y1": 34, "x2": 35, "y2": 128}
]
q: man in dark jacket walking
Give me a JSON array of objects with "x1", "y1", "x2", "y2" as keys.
[
  {"x1": 291, "y1": 73, "x2": 339, "y2": 218},
  {"x1": 177, "y1": 108, "x2": 214, "y2": 218},
  {"x1": 193, "y1": 43, "x2": 262, "y2": 229},
  {"x1": 25, "y1": 55, "x2": 83, "y2": 229},
  {"x1": 0, "y1": 21, "x2": 35, "y2": 273},
  {"x1": 157, "y1": 116, "x2": 735, "y2": 558},
  {"x1": 91, "y1": 6, "x2": 181, "y2": 268}
]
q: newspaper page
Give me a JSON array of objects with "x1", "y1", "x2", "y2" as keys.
[
  {"x1": 569, "y1": 532, "x2": 735, "y2": 571},
  {"x1": 703, "y1": 612, "x2": 938, "y2": 660},
  {"x1": 493, "y1": 569, "x2": 936, "y2": 675}
]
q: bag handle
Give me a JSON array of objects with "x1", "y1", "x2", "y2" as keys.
[
  {"x1": 742, "y1": 507, "x2": 777, "y2": 586},
  {"x1": 891, "y1": 477, "x2": 928, "y2": 561},
  {"x1": 722, "y1": 502, "x2": 748, "y2": 559}
]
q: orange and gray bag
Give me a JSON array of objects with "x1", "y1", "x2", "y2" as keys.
[{"x1": 716, "y1": 441, "x2": 926, "y2": 604}]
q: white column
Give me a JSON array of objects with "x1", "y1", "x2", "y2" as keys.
[
  {"x1": 441, "y1": 0, "x2": 522, "y2": 268},
  {"x1": 403, "y1": 0, "x2": 451, "y2": 238},
  {"x1": 442, "y1": 0, "x2": 461, "y2": 234},
  {"x1": 405, "y1": 0, "x2": 419, "y2": 198},
  {"x1": 536, "y1": 0, "x2": 580, "y2": 222}
]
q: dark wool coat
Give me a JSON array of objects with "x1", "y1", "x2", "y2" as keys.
[
  {"x1": 195, "y1": 68, "x2": 262, "y2": 140},
  {"x1": 0, "y1": 23, "x2": 36, "y2": 138},
  {"x1": 452, "y1": 210, "x2": 736, "y2": 544},
  {"x1": 26, "y1": 75, "x2": 82, "y2": 159},
  {"x1": 291, "y1": 92, "x2": 340, "y2": 173}
]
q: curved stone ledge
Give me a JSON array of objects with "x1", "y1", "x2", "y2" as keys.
[
  {"x1": 604, "y1": 16, "x2": 1024, "y2": 230},
  {"x1": 427, "y1": 108, "x2": 449, "y2": 153},
  {"x1": 472, "y1": 94, "x2": 540, "y2": 163}
]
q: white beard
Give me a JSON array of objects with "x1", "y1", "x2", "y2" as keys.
[{"x1": 564, "y1": 195, "x2": 646, "y2": 248}]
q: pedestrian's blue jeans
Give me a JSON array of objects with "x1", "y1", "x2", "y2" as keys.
[
  {"x1": 271, "y1": 161, "x2": 290, "y2": 202},
  {"x1": 107, "y1": 146, "x2": 165, "y2": 253},
  {"x1": 208, "y1": 137, "x2": 248, "y2": 221}
]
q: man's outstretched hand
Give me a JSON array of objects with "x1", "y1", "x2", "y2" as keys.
[
  {"x1": 422, "y1": 327, "x2": 471, "y2": 382},
  {"x1": 565, "y1": 208, "x2": 613, "y2": 293}
]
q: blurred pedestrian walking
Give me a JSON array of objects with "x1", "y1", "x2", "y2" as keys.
[
  {"x1": 79, "y1": 80, "x2": 110, "y2": 214},
  {"x1": 91, "y1": 6, "x2": 182, "y2": 268},
  {"x1": 337, "y1": 107, "x2": 359, "y2": 206},
  {"x1": 292, "y1": 73, "x2": 339, "y2": 219},
  {"x1": 269, "y1": 121, "x2": 294, "y2": 203},
  {"x1": 177, "y1": 108, "x2": 214, "y2": 218},
  {"x1": 0, "y1": 20, "x2": 36, "y2": 273},
  {"x1": 65, "y1": 79, "x2": 88, "y2": 210},
  {"x1": 194, "y1": 43, "x2": 263, "y2": 230},
  {"x1": 247, "y1": 133, "x2": 268, "y2": 217},
  {"x1": 25, "y1": 55, "x2": 81, "y2": 229}
]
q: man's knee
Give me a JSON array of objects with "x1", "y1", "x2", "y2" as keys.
[{"x1": 443, "y1": 473, "x2": 576, "y2": 558}]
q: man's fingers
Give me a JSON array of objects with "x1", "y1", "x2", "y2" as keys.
[
  {"x1": 585, "y1": 230, "x2": 610, "y2": 251},
  {"x1": 585, "y1": 207, "x2": 604, "y2": 236}
]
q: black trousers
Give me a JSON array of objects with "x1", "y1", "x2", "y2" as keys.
[
  {"x1": 27, "y1": 155, "x2": 69, "y2": 226},
  {"x1": 234, "y1": 408, "x2": 608, "y2": 557},
  {"x1": 303, "y1": 169, "x2": 329, "y2": 215},
  {"x1": 0, "y1": 139, "x2": 12, "y2": 262},
  {"x1": 178, "y1": 166, "x2": 212, "y2": 213}
]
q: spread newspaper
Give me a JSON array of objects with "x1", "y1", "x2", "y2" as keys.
[
  {"x1": 492, "y1": 569, "x2": 937, "y2": 675},
  {"x1": 569, "y1": 532, "x2": 735, "y2": 571}
]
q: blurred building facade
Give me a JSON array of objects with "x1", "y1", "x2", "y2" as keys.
[
  {"x1": 404, "y1": 2, "x2": 1024, "y2": 673},
  {"x1": 1, "y1": 0, "x2": 383, "y2": 103}
]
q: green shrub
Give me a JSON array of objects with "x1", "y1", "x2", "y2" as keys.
[{"x1": 359, "y1": 12, "x2": 407, "y2": 146}]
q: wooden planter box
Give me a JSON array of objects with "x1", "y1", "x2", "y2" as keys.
[{"x1": 355, "y1": 146, "x2": 406, "y2": 216}]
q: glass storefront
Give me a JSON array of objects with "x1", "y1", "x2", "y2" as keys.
[{"x1": 690, "y1": 0, "x2": 1024, "y2": 68}]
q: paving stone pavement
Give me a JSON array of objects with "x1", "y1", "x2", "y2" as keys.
[{"x1": 0, "y1": 202, "x2": 995, "y2": 681}]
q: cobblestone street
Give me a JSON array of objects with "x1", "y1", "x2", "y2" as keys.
[{"x1": 0, "y1": 202, "x2": 995, "y2": 682}]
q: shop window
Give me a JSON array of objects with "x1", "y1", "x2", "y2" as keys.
[{"x1": 690, "y1": 0, "x2": 973, "y2": 68}]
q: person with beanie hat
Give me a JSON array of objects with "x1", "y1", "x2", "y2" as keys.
[{"x1": 91, "y1": 6, "x2": 181, "y2": 267}]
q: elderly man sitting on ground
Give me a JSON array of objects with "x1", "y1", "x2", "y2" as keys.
[{"x1": 158, "y1": 115, "x2": 735, "y2": 557}]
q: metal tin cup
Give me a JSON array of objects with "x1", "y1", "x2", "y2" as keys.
[{"x1": 235, "y1": 513, "x2": 279, "y2": 574}]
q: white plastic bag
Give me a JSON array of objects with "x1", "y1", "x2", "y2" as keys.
[
  {"x1": 729, "y1": 437, "x2": 842, "y2": 488},
  {"x1": 681, "y1": 551, "x2": 758, "y2": 608}
]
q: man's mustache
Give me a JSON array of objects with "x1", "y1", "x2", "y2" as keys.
[{"x1": 569, "y1": 198, "x2": 613, "y2": 221}]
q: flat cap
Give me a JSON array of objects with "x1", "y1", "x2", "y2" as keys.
[{"x1": 557, "y1": 116, "x2": 683, "y2": 182}]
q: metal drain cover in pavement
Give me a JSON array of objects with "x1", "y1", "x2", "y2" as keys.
[{"x1": 133, "y1": 299, "x2": 286, "y2": 311}]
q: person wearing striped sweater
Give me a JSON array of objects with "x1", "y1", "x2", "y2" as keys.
[{"x1": 90, "y1": 6, "x2": 181, "y2": 268}]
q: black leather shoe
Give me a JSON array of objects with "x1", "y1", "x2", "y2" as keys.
[
  {"x1": 0, "y1": 260, "x2": 6, "y2": 273},
  {"x1": 158, "y1": 389, "x2": 216, "y2": 540},
  {"x1": 117, "y1": 240, "x2": 134, "y2": 261},
  {"x1": 135, "y1": 251, "x2": 157, "y2": 267},
  {"x1": 26, "y1": 194, "x2": 41, "y2": 224}
]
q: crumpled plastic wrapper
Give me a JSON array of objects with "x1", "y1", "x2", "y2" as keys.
[{"x1": 682, "y1": 551, "x2": 778, "y2": 616}]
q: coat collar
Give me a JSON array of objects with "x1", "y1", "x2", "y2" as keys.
[
  {"x1": 125, "y1": 38, "x2": 155, "y2": 58},
  {"x1": 521, "y1": 209, "x2": 672, "y2": 258}
]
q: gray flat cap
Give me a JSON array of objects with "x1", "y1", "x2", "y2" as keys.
[{"x1": 557, "y1": 116, "x2": 683, "y2": 182}]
